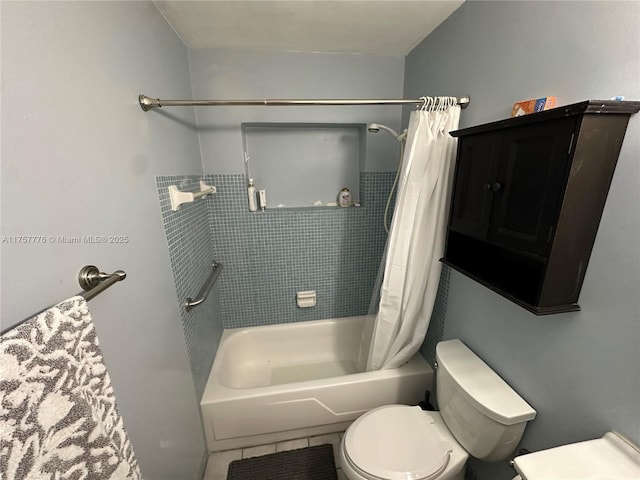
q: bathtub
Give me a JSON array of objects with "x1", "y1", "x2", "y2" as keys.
[{"x1": 200, "y1": 315, "x2": 434, "y2": 451}]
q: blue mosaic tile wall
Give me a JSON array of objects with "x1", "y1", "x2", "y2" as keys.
[
  {"x1": 420, "y1": 265, "x2": 451, "y2": 366},
  {"x1": 157, "y1": 171, "x2": 450, "y2": 397},
  {"x1": 156, "y1": 175, "x2": 224, "y2": 400},
  {"x1": 204, "y1": 172, "x2": 395, "y2": 329}
]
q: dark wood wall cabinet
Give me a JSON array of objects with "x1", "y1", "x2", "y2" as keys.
[{"x1": 443, "y1": 100, "x2": 640, "y2": 315}]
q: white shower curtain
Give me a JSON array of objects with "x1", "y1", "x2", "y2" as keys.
[{"x1": 363, "y1": 100, "x2": 460, "y2": 371}]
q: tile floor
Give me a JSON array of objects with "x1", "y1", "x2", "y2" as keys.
[{"x1": 203, "y1": 431, "x2": 348, "y2": 480}]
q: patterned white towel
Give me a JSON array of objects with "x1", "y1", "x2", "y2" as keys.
[{"x1": 0, "y1": 296, "x2": 142, "y2": 479}]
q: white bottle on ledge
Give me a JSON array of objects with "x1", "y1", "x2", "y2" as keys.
[{"x1": 247, "y1": 178, "x2": 257, "y2": 212}]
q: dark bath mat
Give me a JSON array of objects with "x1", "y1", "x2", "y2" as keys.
[{"x1": 227, "y1": 444, "x2": 338, "y2": 480}]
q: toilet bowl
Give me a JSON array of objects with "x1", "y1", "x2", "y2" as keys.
[
  {"x1": 339, "y1": 405, "x2": 468, "y2": 480},
  {"x1": 339, "y1": 339, "x2": 537, "y2": 480}
]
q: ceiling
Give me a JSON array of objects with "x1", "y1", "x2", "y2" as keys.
[{"x1": 153, "y1": 1, "x2": 464, "y2": 57}]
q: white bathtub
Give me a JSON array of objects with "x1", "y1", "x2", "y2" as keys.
[{"x1": 200, "y1": 315, "x2": 434, "y2": 451}]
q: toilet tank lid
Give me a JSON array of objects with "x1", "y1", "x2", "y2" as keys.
[{"x1": 436, "y1": 340, "x2": 536, "y2": 425}]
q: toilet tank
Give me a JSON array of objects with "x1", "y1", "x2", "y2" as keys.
[{"x1": 436, "y1": 340, "x2": 536, "y2": 462}]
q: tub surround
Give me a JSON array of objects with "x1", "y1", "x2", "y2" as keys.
[
  {"x1": 157, "y1": 175, "x2": 224, "y2": 400},
  {"x1": 156, "y1": 171, "x2": 451, "y2": 462},
  {"x1": 156, "y1": 171, "x2": 453, "y2": 414},
  {"x1": 204, "y1": 173, "x2": 395, "y2": 329},
  {"x1": 156, "y1": 172, "x2": 401, "y2": 397}
]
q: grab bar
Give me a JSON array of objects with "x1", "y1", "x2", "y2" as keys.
[{"x1": 185, "y1": 262, "x2": 223, "y2": 311}]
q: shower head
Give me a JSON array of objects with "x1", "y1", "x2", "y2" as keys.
[
  {"x1": 367, "y1": 123, "x2": 397, "y2": 136},
  {"x1": 367, "y1": 123, "x2": 406, "y2": 142}
]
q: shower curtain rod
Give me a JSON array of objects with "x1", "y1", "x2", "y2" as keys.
[{"x1": 138, "y1": 94, "x2": 470, "y2": 111}]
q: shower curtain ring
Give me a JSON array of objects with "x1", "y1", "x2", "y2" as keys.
[{"x1": 419, "y1": 96, "x2": 428, "y2": 110}]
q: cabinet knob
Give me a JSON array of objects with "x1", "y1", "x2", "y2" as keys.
[{"x1": 484, "y1": 182, "x2": 502, "y2": 192}]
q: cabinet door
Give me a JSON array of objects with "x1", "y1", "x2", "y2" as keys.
[
  {"x1": 488, "y1": 117, "x2": 577, "y2": 256},
  {"x1": 449, "y1": 133, "x2": 501, "y2": 239}
]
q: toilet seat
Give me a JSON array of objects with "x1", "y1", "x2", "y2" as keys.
[{"x1": 343, "y1": 405, "x2": 453, "y2": 480}]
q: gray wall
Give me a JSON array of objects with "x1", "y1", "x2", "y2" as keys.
[
  {"x1": 188, "y1": 48, "x2": 405, "y2": 173},
  {"x1": 1, "y1": 2, "x2": 206, "y2": 478},
  {"x1": 404, "y1": 2, "x2": 639, "y2": 479}
]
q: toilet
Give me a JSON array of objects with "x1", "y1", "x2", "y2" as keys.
[
  {"x1": 512, "y1": 431, "x2": 640, "y2": 479},
  {"x1": 339, "y1": 339, "x2": 537, "y2": 480}
]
